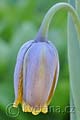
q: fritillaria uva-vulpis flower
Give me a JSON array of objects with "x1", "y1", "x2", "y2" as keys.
[
  {"x1": 13, "y1": 40, "x2": 59, "y2": 115},
  {"x1": 13, "y1": 26, "x2": 59, "y2": 114},
  {"x1": 13, "y1": 2, "x2": 80, "y2": 115}
]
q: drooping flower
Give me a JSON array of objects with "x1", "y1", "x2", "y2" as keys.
[
  {"x1": 13, "y1": 38, "x2": 59, "y2": 115},
  {"x1": 12, "y1": 2, "x2": 62, "y2": 115},
  {"x1": 12, "y1": 1, "x2": 80, "y2": 116}
]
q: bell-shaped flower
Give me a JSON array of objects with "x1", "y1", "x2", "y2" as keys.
[{"x1": 13, "y1": 38, "x2": 59, "y2": 115}]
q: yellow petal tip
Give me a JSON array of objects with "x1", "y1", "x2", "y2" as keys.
[
  {"x1": 22, "y1": 101, "x2": 32, "y2": 112},
  {"x1": 13, "y1": 102, "x2": 18, "y2": 108},
  {"x1": 22, "y1": 101, "x2": 48, "y2": 115},
  {"x1": 32, "y1": 107, "x2": 41, "y2": 115},
  {"x1": 41, "y1": 105, "x2": 48, "y2": 113}
]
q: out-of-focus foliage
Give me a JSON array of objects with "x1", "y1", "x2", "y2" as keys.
[{"x1": 0, "y1": 0, "x2": 69, "y2": 120}]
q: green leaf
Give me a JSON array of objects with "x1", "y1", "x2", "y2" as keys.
[
  {"x1": 76, "y1": 0, "x2": 80, "y2": 18},
  {"x1": 68, "y1": 0, "x2": 80, "y2": 120}
]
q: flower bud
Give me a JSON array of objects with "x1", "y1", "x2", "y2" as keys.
[{"x1": 13, "y1": 39, "x2": 59, "y2": 115}]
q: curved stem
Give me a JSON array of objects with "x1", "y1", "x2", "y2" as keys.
[{"x1": 35, "y1": 2, "x2": 80, "y2": 41}]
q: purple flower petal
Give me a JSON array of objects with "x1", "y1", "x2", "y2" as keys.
[
  {"x1": 23, "y1": 42, "x2": 59, "y2": 107},
  {"x1": 14, "y1": 40, "x2": 33, "y2": 99}
]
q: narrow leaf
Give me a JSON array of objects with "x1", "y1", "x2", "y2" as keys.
[{"x1": 68, "y1": 0, "x2": 80, "y2": 120}]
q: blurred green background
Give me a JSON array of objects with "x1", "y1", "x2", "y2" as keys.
[{"x1": 0, "y1": 0, "x2": 70, "y2": 120}]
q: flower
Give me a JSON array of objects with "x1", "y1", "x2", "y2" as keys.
[{"x1": 13, "y1": 39, "x2": 59, "y2": 115}]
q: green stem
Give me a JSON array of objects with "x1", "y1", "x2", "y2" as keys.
[{"x1": 36, "y1": 2, "x2": 80, "y2": 41}]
